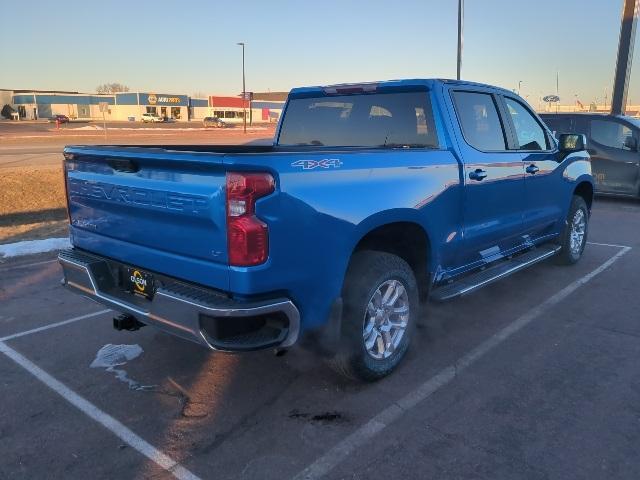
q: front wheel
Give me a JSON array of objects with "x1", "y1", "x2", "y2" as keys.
[
  {"x1": 556, "y1": 195, "x2": 589, "y2": 265},
  {"x1": 327, "y1": 251, "x2": 419, "y2": 381}
]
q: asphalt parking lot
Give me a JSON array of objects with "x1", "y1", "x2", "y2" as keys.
[{"x1": 1, "y1": 198, "x2": 639, "y2": 480}]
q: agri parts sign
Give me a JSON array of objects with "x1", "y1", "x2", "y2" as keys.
[{"x1": 140, "y1": 93, "x2": 187, "y2": 106}]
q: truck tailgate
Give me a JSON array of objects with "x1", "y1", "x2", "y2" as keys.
[{"x1": 64, "y1": 146, "x2": 229, "y2": 289}]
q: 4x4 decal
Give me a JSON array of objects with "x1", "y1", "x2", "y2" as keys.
[{"x1": 291, "y1": 159, "x2": 343, "y2": 170}]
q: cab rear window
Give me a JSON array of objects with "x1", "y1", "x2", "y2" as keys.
[{"x1": 278, "y1": 91, "x2": 438, "y2": 148}]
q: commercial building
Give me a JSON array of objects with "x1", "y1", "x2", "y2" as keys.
[
  {"x1": 10, "y1": 91, "x2": 115, "y2": 120},
  {"x1": 2, "y1": 89, "x2": 286, "y2": 123},
  {"x1": 112, "y1": 92, "x2": 193, "y2": 121},
  {"x1": 208, "y1": 94, "x2": 286, "y2": 124}
]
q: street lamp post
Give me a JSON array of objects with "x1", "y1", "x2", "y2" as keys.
[
  {"x1": 457, "y1": 0, "x2": 464, "y2": 80},
  {"x1": 237, "y1": 42, "x2": 247, "y2": 134}
]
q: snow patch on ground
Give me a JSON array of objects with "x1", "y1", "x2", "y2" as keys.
[
  {"x1": 90, "y1": 344, "x2": 155, "y2": 391},
  {"x1": 73, "y1": 125, "x2": 104, "y2": 130},
  {"x1": 0, "y1": 237, "x2": 71, "y2": 258}
]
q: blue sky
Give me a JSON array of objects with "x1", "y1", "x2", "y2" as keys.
[{"x1": 1, "y1": 0, "x2": 638, "y2": 104}]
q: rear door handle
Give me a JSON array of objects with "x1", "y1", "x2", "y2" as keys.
[
  {"x1": 469, "y1": 168, "x2": 487, "y2": 181},
  {"x1": 526, "y1": 164, "x2": 539, "y2": 174}
]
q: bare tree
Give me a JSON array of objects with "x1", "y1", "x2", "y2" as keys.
[
  {"x1": 96, "y1": 83, "x2": 130, "y2": 94},
  {"x1": 192, "y1": 91, "x2": 207, "y2": 99}
]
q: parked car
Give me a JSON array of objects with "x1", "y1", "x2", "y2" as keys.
[
  {"x1": 540, "y1": 113, "x2": 639, "y2": 197},
  {"x1": 58, "y1": 79, "x2": 593, "y2": 381},
  {"x1": 49, "y1": 114, "x2": 69, "y2": 123},
  {"x1": 203, "y1": 116, "x2": 227, "y2": 128},
  {"x1": 141, "y1": 113, "x2": 164, "y2": 123}
]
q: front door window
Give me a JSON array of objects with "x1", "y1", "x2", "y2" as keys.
[
  {"x1": 504, "y1": 98, "x2": 548, "y2": 151},
  {"x1": 591, "y1": 120, "x2": 633, "y2": 150}
]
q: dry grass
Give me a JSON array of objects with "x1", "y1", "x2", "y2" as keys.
[
  {"x1": 1, "y1": 165, "x2": 66, "y2": 215},
  {"x1": 0, "y1": 165, "x2": 67, "y2": 243}
]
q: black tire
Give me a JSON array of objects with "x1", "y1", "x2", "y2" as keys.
[
  {"x1": 555, "y1": 195, "x2": 589, "y2": 265},
  {"x1": 327, "y1": 250, "x2": 419, "y2": 381}
]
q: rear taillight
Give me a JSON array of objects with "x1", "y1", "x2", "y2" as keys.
[{"x1": 226, "y1": 172, "x2": 275, "y2": 266}]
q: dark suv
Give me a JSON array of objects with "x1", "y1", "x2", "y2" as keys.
[{"x1": 540, "y1": 113, "x2": 640, "y2": 197}]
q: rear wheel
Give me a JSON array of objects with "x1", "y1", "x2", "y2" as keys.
[
  {"x1": 327, "y1": 251, "x2": 418, "y2": 381},
  {"x1": 556, "y1": 195, "x2": 589, "y2": 265}
]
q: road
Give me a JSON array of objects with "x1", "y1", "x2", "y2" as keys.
[
  {"x1": 0, "y1": 123, "x2": 276, "y2": 168},
  {"x1": 0, "y1": 120, "x2": 269, "y2": 134},
  {"x1": 0, "y1": 198, "x2": 639, "y2": 479}
]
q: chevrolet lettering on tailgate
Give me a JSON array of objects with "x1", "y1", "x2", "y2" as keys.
[{"x1": 68, "y1": 178, "x2": 210, "y2": 214}]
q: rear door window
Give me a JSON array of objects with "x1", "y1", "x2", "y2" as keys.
[
  {"x1": 452, "y1": 91, "x2": 506, "y2": 151},
  {"x1": 278, "y1": 91, "x2": 438, "y2": 148}
]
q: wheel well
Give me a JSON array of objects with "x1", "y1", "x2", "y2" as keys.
[
  {"x1": 574, "y1": 182, "x2": 594, "y2": 211},
  {"x1": 353, "y1": 222, "x2": 431, "y2": 301}
]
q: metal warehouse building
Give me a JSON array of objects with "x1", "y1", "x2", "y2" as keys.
[
  {"x1": 11, "y1": 91, "x2": 115, "y2": 121},
  {"x1": 6, "y1": 89, "x2": 285, "y2": 123}
]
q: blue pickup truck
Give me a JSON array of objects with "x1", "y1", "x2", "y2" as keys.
[{"x1": 58, "y1": 79, "x2": 593, "y2": 381}]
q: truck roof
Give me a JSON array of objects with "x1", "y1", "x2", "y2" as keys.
[{"x1": 288, "y1": 78, "x2": 514, "y2": 97}]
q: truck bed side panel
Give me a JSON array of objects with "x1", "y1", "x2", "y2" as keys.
[{"x1": 222, "y1": 149, "x2": 463, "y2": 329}]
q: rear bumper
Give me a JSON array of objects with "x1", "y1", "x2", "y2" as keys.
[{"x1": 58, "y1": 248, "x2": 300, "y2": 351}]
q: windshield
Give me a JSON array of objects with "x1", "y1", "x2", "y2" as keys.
[{"x1": 278, "y1": 90, "x2": 438, "y2": 148}]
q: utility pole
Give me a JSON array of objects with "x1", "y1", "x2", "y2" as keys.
[
  {"x1": 611, "y1": 0, "x2": 639, "y2": 115},
  {"x1": 555, "y1": 71, "x2": 559, "y2": 113},
  {"x1": 457, "y1": 0, "x2": 464, "y2": 80},
  {"x1": 237, "y1": 42, "x2": 247, "y2": 133}
]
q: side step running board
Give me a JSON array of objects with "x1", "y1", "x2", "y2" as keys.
[{"x1": 430, "y1": 245, "x2": 561, "y2": 302}]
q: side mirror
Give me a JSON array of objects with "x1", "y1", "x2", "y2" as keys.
[
  {"x1": 558, "y1": 133, "x2": 587, "y2": 153},
  {"x1": 623, "y1": 135, "x2": 638, "y2": 151}
]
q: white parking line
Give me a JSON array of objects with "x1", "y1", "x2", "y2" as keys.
[
  {"x1": 0, "y1": 341, "x2": 201, "y2": 480},
  {"x1": 292, "y1": 245, "x2": 632, "y2": 480},
  {"x1": 0, "y1": 309, "x2": 111, "y2": 343},
  {"x1": 587, "y1": 241, "x2": 633, "y2": 249}
]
